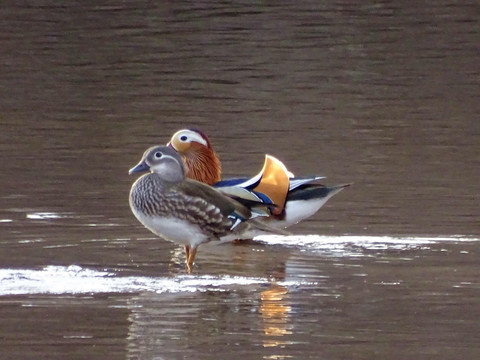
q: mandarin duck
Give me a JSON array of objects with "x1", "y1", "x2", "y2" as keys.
[
  {"x1": 167, "y1": 129, "x2": 349, "y2": 230},
  {"x1": 129, "y1": 145, "x2": 286, "y2": 272}
]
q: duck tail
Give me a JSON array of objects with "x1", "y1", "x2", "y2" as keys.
[{"x1": 287, "y1": 183, "x2": 351, "y2": 201}]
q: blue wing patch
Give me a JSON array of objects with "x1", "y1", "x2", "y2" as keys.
[
  {"x1": 215, "y1": 178, "x2": 250, "y2": 188},
  {"x1": 228, "y1": 212, "x2": 246, "y2": 230}
]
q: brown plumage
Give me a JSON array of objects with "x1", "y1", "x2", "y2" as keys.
[
  {"x1": 184, "y1": 142, "x2": 221, "y2": 185},
  {"x1": 168, "y1": 129, "x2": 221, "y2": 185}
]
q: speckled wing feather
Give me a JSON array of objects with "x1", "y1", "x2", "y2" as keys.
[
  {"x1": 163, "y1": 189, "x2": 235, "y2": 237},
  {"x1": 174, "y1": 178, "x2": 253, "y2": 219},
  {"x1": 175, "y1": 180, "x2": 291, "y2": 236},
  {"x1": 130, "y1": 174, "x2": 234, "y2": 237}
]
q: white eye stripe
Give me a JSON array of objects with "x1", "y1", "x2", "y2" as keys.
[
  {"x1": 160, "y1": 154, "x2": 182, "y2": 165},
  {"x1": 149, "y1": 153, "x2": 183, "y2": 172},
  {"x1": 174, "y1": 130, "x2": 208, "y2": 147}
]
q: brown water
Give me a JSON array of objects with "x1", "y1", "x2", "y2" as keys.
[{"x1": 1, "y1": 1, "x2": 479, "y2": 359}]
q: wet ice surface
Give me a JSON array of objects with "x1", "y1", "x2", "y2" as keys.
[
  {"x1": 1, "y1": 236, "x2": 477, "y2": 296},
  {"x1": 0, "y1": 265, "x2": 267, "y2": 295},
  {"x1": 255, "y1": 234, "x2": 474, "y2": 252},
  {"x1": 1, "y1": 235, "x2": 479, "y2": 360}
]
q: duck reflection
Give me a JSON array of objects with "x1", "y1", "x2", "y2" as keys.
[
  {"x1": 168, "y1": 239, "x2": 291, "y2": 277},
  {"x1": 260, "y1": 283, "x2": 292, "y2": 348}
]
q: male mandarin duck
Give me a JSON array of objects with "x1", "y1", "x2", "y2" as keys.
[
  {"x1": 129, "y1": 145, "x2": 286, "y2": 272},
  {"x1": 167, "y1": 129, "x2": 350, "y2": 230}
]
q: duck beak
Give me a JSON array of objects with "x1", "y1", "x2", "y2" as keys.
[{"x1": 129, "y1": 161, "x2": 150, "y2": 175}]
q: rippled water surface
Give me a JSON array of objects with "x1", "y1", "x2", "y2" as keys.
[{"x1": 1, "y1": 1, "x2": 479, "y2": 359}]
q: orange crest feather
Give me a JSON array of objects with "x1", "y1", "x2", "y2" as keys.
[{"x1": 184, "y1": 143, "x2": 221, "y2": 185}]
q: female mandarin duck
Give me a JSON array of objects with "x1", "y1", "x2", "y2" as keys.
[
  {"x1": 129, "y1": 145, "x2": 285, "y2": 272},
  {"x1": 167, "y1": 129, "x2": 349, "y2": 230}
]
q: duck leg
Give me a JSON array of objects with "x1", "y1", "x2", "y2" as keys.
[
  {"x1": 184, "y1": 245, "x2": 192, "y2": 273},
  {"x1": 186, "y1": 247, "x2": 198, "y2": 273}
]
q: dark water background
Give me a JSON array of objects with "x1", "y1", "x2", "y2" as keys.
[{"x1": 0, "y1": 1, "x2": 479, "y2": 359}]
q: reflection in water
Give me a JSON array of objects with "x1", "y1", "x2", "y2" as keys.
[
  {"x1": 124, "y1": 283, "x2": 297, "y2": 359},
  {"x1": 170, "y1": 245, "x2": 187, "y2": 270},
  {"x1": 260, "y1": 284, "x2": 292, "y2": 349}
]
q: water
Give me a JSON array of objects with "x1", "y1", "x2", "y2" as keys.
[{"x1": 1, "y1": 1, "x2": 479, "y2": 359}]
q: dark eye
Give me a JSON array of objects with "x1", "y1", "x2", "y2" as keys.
[
  {"x1": 154, "y1": 152, "x2": 162, "y2": 159},
  {"x1": 180, "y1": 135, "x2": 188, "y2": 141}
]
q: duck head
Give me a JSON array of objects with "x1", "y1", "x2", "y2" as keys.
[
  {"x1": 167, "y1": 128, "x2": 221, "y2": 185},
  {"x1": 129, "y1": 145, "x2": 186, "y2": 183}
]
